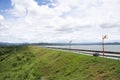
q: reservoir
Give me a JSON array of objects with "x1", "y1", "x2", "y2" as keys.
[{"x1": 43, "y1": 45, "x2": 120, "y2": 52}]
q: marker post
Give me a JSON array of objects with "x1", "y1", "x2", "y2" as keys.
[
  {"x1": 69, "y1": 40, "x2": 72, "y2": 49},
  {"x1": 102, "y1": 35, "x2": 107, "y2": 56}
]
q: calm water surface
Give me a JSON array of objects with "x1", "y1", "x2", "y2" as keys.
[{"x1": 43, "y1": 45, "x2": 120, "y2": 52}]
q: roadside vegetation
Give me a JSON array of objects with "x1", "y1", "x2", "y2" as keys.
[{"x1": 0, "y1": 46, "x2": 120, "y2": 80}]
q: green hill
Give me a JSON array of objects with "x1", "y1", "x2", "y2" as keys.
[{"x1": 0, "y1": 46, "x2": 120, "y2": 80}]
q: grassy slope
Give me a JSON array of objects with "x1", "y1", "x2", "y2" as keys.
[{"x1": 0, "y1": 46, "x2": 120, "y2": 80}]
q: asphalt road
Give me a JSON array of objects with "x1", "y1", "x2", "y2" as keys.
[{"x1": 46, "y1": 47, "x2": 120, "y2": 60}]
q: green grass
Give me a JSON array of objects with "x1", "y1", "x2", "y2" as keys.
[{"x1": 0, "y1": 46, "x2": 120, "y2": 80}]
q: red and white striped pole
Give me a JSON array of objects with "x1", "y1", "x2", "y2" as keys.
[
  {"x1": 102, "y1": 37, "x2": 105, "y2": 56},
  {"x1": 69, "y1": 40, "x2": 72, "y2": 49},
  {"x1": 102, "y1": 35, "x2": 107, "y2": 56}
]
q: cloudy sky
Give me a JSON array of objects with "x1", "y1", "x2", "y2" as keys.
[{"x1": 0, "y1": 0, "x2": 120, "y2": 43}]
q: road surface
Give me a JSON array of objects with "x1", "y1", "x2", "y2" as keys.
[{"x1": 46, "y1": 47, "x2": 120, "y2": 60}]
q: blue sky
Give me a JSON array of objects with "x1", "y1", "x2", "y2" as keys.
[
  {"x1": 0, "y1": 0, "x2": 11, "y2": 10},
  {"x1": 35, "y1": 0, "x2": 51, "y2": 5},
  {"x1": 0, "y1": 0, "x2": 53, "y2": 17},
  {"x1": 0, "y1": 0, "x2": 51, "y2": 10},
  {"x1": 0, "y1": 0, "x2": 120, "y2": 43}
]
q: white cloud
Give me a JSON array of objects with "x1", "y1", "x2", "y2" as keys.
[
  {"x1": 0, "y1": 0, "x2": 120, "y2": 43},
  {"x1": 0, "y1": 15, "x2": 4, "y2": 20}
]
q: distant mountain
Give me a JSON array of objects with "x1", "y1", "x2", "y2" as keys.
[
  {"x1": 0, "y1": 42, "x2": 120, "y2": 46},
  {"x1": 104, "y1": 42, "x2": 120, "y2": 45},
  {"x1": 0, "y1": 42, "x2": 28, "y2": 46},
  {"x1": 31, "y1": 42, "x2": 120, "y2": 45},
  {"x1": 0, "y1": 42, "x2": 12, "y2": 46}
]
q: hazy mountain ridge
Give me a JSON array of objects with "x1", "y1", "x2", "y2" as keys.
[
  {"x1": 0, "y1": 42, "x2": 28, "y2": 46},
  {"x1": 0, "y1": 42, "x2": 120, "y2": 46}
]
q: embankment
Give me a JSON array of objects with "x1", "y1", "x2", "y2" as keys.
[{"x1": 0, "y1": 46, "x2": 120, "y2": 80}]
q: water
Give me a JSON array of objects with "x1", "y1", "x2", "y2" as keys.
[{"x1": 43, "y1": 45, "x2": 120, "y2": 52}]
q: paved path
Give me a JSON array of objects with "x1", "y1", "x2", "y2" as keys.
[{"x1": 46, "y1": 47, "x2": 120, "y2": 60}]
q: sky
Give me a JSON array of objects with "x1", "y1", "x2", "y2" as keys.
[{"x1": 0, "y1": 0, "x2": 120, "y2": 43}]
